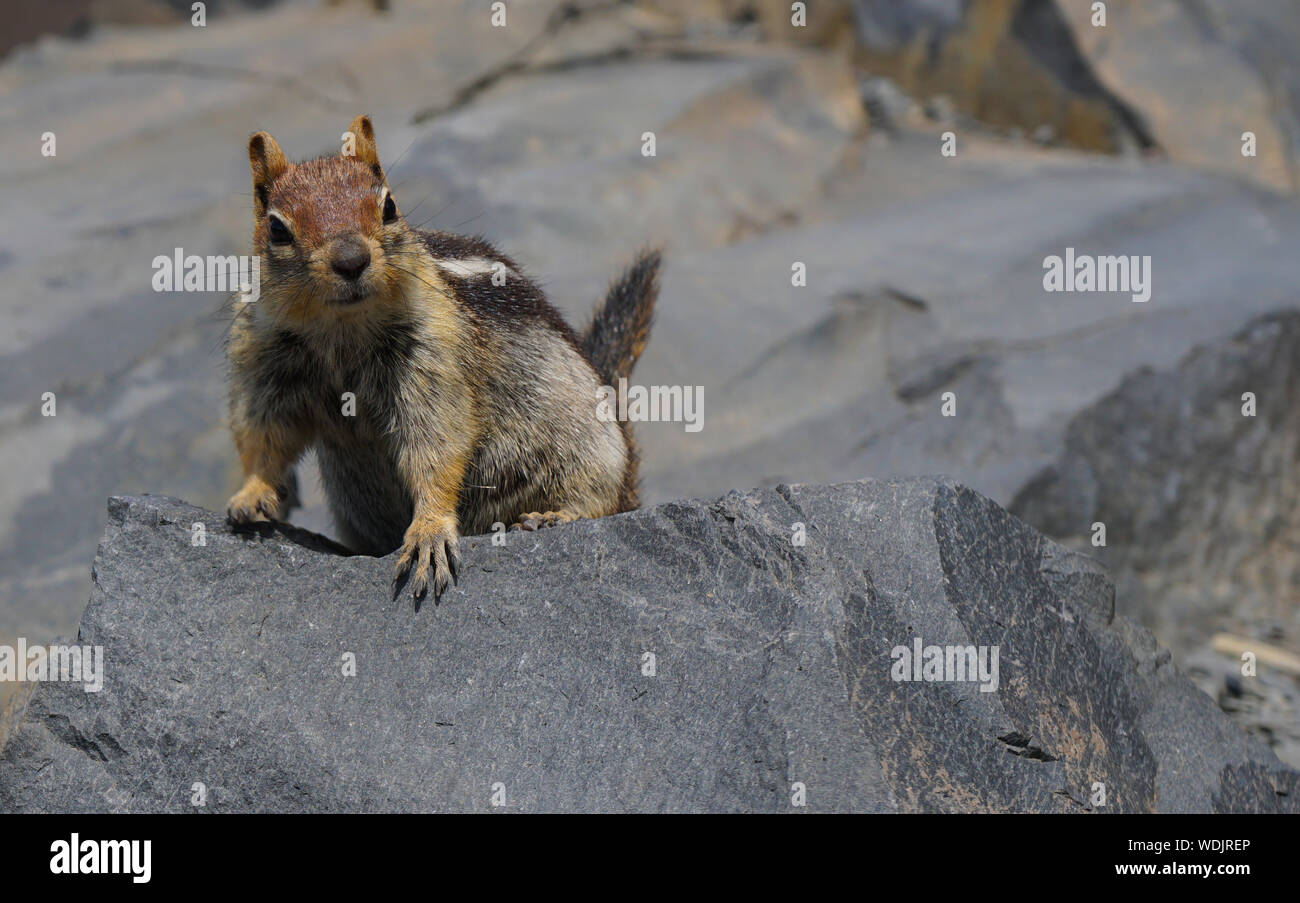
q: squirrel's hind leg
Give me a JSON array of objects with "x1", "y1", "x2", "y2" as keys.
[{"x1": 508, "y1": 510, "x2": 581, "y2": 532}]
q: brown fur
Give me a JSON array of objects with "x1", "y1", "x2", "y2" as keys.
[{"x1": 227, "y1": 116, "x2": 661, "y2": 605}]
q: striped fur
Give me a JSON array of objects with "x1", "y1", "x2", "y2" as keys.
[{"x1": 227, "y1": 117, "x2": 660, "y2": 602}]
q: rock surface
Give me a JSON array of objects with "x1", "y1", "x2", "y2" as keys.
[
  {"x1": 1058, "y1": 0, "x2": 1300, "y2": 193},
  {"x1": 1011, "y1": 311, "x2": 1300, "y2": 766},
  {"x1": 0, "y1": 482, "x2": 1295, "y2": 813}
]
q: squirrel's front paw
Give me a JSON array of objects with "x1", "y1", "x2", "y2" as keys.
[
  {"x1": 393, "y1": 514, "x2": 461, "y2": 605},
  {"x1": 227, "y1": 476, "x2": 283, "y2": 524}
]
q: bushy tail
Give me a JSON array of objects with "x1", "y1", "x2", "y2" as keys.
[{"x1": 581, "y1": 249, "x2": 662, "y2": 386}]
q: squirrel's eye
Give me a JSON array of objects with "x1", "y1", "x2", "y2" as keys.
[
  {"x1": 382, "y1": 192, "x2": 397, "y2": 224},
  {"x1": 268, "y1": 215, "x2": 293, "y2": 245}
]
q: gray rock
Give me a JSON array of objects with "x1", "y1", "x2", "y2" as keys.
[
  {"x1": 1057, "y1": 0, "x2": 1300, "y2": 192},
  {"x1": 1012, "y1": 312, "x2": 1300, "y2": 655},
  {"x1": 852, "y1": 0, "x2": 965, "y2": 52},
  {"x1": 859, "y1": 75, "x2": 917, "y2": 133},
  {"x1": 1011, "y1": 311, "x2": 1300, "y2": 765},
  {"x1": 1, "y1": 480, "x2": 1294, "y2": 812}
]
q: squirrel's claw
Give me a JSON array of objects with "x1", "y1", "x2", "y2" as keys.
[
  {"x1": 447, "y1": 543, "x2": 462, "y2": 584},
  {"x1": 393, "y1": 517, "x2": 460, "y2": 608}
]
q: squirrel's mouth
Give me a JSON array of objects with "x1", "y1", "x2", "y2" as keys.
[{"x1": 329, "y1": 283, "x2": 374, "y2": 305}]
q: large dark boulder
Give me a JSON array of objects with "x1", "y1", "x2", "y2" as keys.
[
  {"x1": 1011, "y1": 312, "x2": 1300, "y2": 765},
  {"x1": 0, "y1": 479, "x2": 1293, "y2": 812}
]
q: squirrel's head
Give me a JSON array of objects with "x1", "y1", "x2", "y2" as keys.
[{"x1": 248, "y1": 115, "x2": 417, "y2": 312}]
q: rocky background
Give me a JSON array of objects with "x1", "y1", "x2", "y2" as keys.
[{"x1": 1, "y1": 0, "x2": 1298, "y2": 766}]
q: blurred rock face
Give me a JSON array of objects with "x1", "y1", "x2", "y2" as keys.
[
  {"x1": 1056, "y1": 0, "x2": 1298, "y2": 192},
  {"x1": 0, "y1": 0, "x2": 281, "y2": 58},
  {"x1": 645, "y1": 0, "x2": 1300, "y2": 191},
  {"x1": 0, "y1": 0, "x2": 1297, "y2": 762}
]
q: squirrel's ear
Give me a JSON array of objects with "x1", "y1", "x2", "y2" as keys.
[
  {"x1": 345, "y1": 114, "x2": 385, "y2": 181},
  {"x1": 249, "y1": 132, "x2": 289, "y2": 214}
]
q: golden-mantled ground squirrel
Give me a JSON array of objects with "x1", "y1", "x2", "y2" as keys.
[{"x1": 226, "y1": 115, "x2": 660, "y2": 604}]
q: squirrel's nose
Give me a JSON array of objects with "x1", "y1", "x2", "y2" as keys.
[{"x1": 330, "y1": 239, "x2": 371, "y2": 281}]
